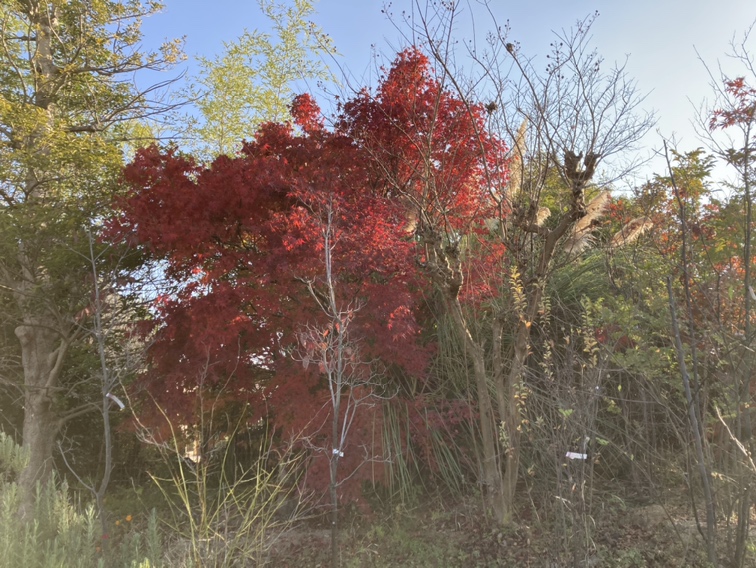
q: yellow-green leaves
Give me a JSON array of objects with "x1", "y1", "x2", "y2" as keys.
[
  {"x1": 183, "y1": 0, "x2": 336, "y2": 158},
  {"x1": 0, "y1": 0, "x2": 180, "y2": 327}
]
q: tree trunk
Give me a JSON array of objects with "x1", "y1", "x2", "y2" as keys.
[
  {"x1": 499, "y1": 321, "x2": 530, "y2": 521},
  {"x1": 330, "y1": 388, "x2": 340, "y2": 568},
  {"x1": 496, "y1": 279, "x2": 544, "y2": 521},
  {"x1": 12, "y1": 2, "x2": 63, "y2": 518},
  {"x1": 330, "y1": 457, "x2": 339, "y2": 568},
  {"x1": 15, "y1": 320, "x2": 63, "y2": 519},
  {"x1": 469, "y1": 343, "x2": 506, "y2": 521},
  {"x1": 446, "y1": 296, "x2": 506, "y2": 521}
]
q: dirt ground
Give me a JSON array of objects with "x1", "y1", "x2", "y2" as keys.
[{"x1": 264, "y1": 491, "x2": 739, "y2": 567}]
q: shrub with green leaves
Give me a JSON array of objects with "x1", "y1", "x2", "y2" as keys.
[{"x1": 0, "y1": 433, "x2": 162, "y2": 568}]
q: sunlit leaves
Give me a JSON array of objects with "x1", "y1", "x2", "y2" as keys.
[
  {"x1": 709, "y1": 77, "x2": 756, "y2": 131},
  {"x1": 182, "y1": 0, "x2": 336, "y2": 158}
]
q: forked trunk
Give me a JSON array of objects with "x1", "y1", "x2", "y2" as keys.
[{"x1": 496, "y1": 282, "x2": 543, "y2": 521}]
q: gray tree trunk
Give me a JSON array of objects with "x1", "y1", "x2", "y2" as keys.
[{"x1": 15, "y1": 319, "x2": 63, "y2": 518}]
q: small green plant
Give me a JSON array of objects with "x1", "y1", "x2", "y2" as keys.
[
  {"x1": 613, "y1": 547, "x2": 645, "y2": 568},
  {"x1": 0, "y1": 432, "x2": 163, "y2": 568}
]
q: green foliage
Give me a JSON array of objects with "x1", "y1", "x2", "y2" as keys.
[
  {"x1": 0, "y1": 435, "x2": 164, "y2": 568},
  {"x1": 0, "y1": 0, "x2": 179, "y2": 277},
  {"x1": 0, "y1": 0, "x2": 181, "y2": 192},
  {"x1": 182, "y1": 0, "x2": 337, "y2": 157},
  {"x1": 0, "y1": 433, "x2": 27, "y2": 480}
]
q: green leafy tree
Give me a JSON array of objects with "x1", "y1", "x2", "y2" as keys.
[
  {"x1": 181, "y1": 0, "x2": 336, "y2": 158},
  {"x1": 0, "y1": 0, "x2": 181, "y2": 518}
]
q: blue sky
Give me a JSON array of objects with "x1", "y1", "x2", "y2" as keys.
[{"x1": 140, "y1": 0, "x2": 756, "y2": 181}]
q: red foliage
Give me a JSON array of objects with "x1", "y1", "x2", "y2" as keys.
[
  {"x1": 709, "y1": 77, "x2": 756, "y2": 130},
  {"x1": 291, "y1": 93, "x2": 324, "y2": 134},
  {"x1": 108, "y1": 48, "x2": 507, "y2": 502},
  {"x1": 595, "y1": 324, "x2": 635, "y2": 352},
  {"x1": 339, "y1": 48, "x2": 508, "y2": 232},
  {"x1": 338, "y1": 48, "x2": 509, "y2": 305},
  {"x1": 405, "y1": 395, "x2": 476, "y2": 474}
]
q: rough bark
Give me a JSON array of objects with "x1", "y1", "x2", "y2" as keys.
[
  {"x1": 14, "y1": 319, "x2": 64, "y2": 519},
  {"x1": 11, "y1": 2, "x2": 64, "y2": 517},
  {"x1": 499, "y1": 319, "x2": 529, "y2": 519}
]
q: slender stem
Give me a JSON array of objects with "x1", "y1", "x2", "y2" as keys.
[{"x1": 667, "y1": 277, "x2": 718, "y2": 567}]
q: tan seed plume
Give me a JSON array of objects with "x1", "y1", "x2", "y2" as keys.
[{"x1": 610, "y1": 217, "x2": 654, "y2": 249}]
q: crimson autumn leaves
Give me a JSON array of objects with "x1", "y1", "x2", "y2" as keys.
[{"x1": 110, "y1": 49, "x2": 508, "y2": 498}]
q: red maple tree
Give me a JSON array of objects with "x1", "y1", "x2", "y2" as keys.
[{"x1": 109, "y1": 48, "x2": 508, "y2": 501}]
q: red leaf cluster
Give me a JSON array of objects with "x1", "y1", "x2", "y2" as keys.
[
  {"x1": 340, "y1": 48, "x2": 508, "y2": 235},
  {"x1": 710, "y1": 77, "x2": 756, "y2": 130}
]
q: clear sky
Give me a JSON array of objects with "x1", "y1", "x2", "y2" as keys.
[{"x1": 139, "y1": 0, "x2": 756, "y2": 182}]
